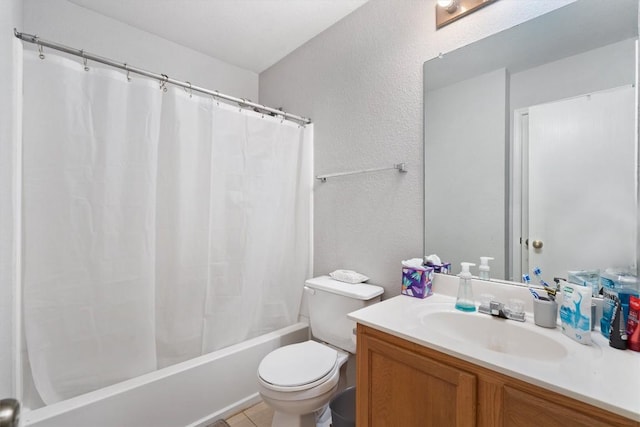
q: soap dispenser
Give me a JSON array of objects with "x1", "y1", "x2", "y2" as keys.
[
  {"x1": 455, "y1": 262, "x2": 476, "y2": 312},
  {"x1": 479, "y1": 257, "x2": 494, "y2": 280}
]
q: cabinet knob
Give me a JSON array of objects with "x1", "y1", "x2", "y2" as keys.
[{"x1": 532, "y1": 240, "x2": 543, "y2": 249}]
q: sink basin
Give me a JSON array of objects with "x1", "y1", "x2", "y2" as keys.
[{"x1": 422, "y1": 310, "x2": 569, "y2": 361}]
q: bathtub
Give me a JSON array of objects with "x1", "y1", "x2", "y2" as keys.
[{"x1": 21, "y1": 322, "x2": 309, "y2": 427}]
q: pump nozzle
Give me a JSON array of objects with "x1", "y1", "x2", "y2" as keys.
[
  {"x1": 459, "y1": 262, "x2": 475, "y2": 279},
  {"x1": 479, "y1": 257, "x2": 494, "y2": 280},
  {"x1": 479, "y1": 257, "x2": 494, "y2": 267}
]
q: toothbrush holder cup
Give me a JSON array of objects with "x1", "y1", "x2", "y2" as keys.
[{"x1": 533, "y1": 297, "x2": 558, "y2": 328}]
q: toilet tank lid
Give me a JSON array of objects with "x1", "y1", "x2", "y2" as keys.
[{"x1": 305, "y1": 276, "x2": 384, "y2": 300}]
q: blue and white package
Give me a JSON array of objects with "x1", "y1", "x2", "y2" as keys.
[{"x1": 559, "y1": 281, "x2": 592, "y2": 345}]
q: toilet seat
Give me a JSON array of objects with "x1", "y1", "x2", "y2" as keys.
[{"x1": 258, "y1": 341, "x2": 338, "y2": 392}]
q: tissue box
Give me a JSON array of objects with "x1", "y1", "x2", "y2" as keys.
[
  {"x1": 402, "y1": 267, "x2": 434, "y2": 299},
  {"x1": 430, "y1": 262, "x2": 451, "y2": 274}
]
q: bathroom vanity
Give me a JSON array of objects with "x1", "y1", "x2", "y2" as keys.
[{"x1": 348, "y1": 276, "x2": 640, "y2": 426}]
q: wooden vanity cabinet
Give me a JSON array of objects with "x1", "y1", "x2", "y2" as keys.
[{"x1": 356, "y1": 325, "x2": 639, "y2": 427}]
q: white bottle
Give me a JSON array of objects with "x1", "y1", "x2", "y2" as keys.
[
  {"x1": 479, "y1": 257, "x2": 494, "y2": 281},
  {"x1": 455, "y1": 262, "x2": 476, "y2": 312}
]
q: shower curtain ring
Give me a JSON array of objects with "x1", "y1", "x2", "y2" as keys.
[
  {"x1": 185, "y1": 81, "x2": 192, "y2": 98},
  {"x1": 211, "y1": 90, "x2": 220, "y2": 106},
  {"x1": 82, "y1": 55, "x2": 89, "y2": 72},
  {"x1": 38, "y1": 43, "x2": 44, "y2": 60},
  {"x1": 159, "y1": 74, "x2": 169, "y2": 92},
  {"x1": 124, "y1": 63, "x2": 131, "y2": 81}
]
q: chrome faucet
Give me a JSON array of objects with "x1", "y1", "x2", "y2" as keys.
[{"x1": 478, "y1": 300, "x2": 525, "y2": 322}]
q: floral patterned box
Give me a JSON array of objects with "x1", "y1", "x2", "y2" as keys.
[
  {"x1": 430, "y1": 262, "x2": 451, "y2": 274},
  {"x1": 401, "y1": 267, "x2": 434, "y2": 299}
]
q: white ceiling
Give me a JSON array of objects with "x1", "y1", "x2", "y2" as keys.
[{"x1": 68, "y1": 0, "x2": 369, "y2": 73}]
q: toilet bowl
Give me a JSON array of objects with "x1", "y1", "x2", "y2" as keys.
[
  {"x1": 256, "y1": 276, "x2": 384, "y2": 427},
  {"x1": 258, "y1": 340, "x2": 348, "y2": 427}
]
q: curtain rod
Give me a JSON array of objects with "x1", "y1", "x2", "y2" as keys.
[{"x1": 13, "y1": 29, "x2": 312, "y2": 125}]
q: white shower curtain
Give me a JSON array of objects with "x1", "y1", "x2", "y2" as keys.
[
  {"x1": 22, "y1": 51, "x2": 161, "y2": 404},
  {"x1": 155, "y1": 89, "x2": 215, "y2": 367},
  {"x1": 20, "y1": 49, "x2": 313, "y2": 404},
  {"x1": 203, "y1": 98, "x2": 313, "y2": 354}
]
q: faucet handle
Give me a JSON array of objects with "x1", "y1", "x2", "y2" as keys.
[
  {"x1": 504, "y1": 298, "x2": 526, "y2": 322},
  {"x1": 489, "y1": 301, "x2": 504, "y2": 316},
  {"x1": 477, "y1": 294, "x2": 496, "y2": 315},
  {"x1": 478, "y1": 298, "x2": 526, "y2": 322},
  {"x1": 506, "y1": 299, "x2": 525, "y2": 315},
  {"x1": 479, "y1": 293, "x2": 495, "y2": 307}
]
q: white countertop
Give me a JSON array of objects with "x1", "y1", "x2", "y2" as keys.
[{"x1": 348, "y1": 275, "x2": 640, "y2": 421}]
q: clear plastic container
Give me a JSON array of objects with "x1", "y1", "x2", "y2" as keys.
[{"x1": 455, "y1": 262, "x2": 476, "y2": 312}]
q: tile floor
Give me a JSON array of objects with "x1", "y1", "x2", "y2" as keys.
[{"x1": 225, "y1": 401, "x2": 274, "y2": 427}]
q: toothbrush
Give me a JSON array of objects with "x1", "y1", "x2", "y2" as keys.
[
  {"x1": 523, "y1": 274, "x2": 540, "y2": 299},
  {"x1": 533, "y1": 267, "x2": 549, "y2": 287},
  {"x1": 533, "y1": 267, "x2": 556, "y2": 299}
]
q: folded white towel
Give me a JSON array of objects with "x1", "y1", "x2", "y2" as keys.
[{"x1": 329, "y1": 270, "x2": 369, "y2": 284}]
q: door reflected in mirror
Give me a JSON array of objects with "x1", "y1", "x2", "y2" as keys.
[{"x1": 423, "y1": 0, "x2": 638, "y2": 282}]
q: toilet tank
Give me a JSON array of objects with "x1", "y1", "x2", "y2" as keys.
[{"x1": 304, "y1": 276, "x2": 384, "y2": 353}]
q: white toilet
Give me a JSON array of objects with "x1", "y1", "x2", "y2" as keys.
[{"x1": 257, "y1": 276, "x2": 384, "y2": 427}]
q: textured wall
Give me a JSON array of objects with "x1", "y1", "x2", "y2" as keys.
[{"x1": 260, "y1": 0, "x2": 575, "y2": 297}]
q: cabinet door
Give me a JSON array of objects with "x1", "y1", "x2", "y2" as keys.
[
  {"x1": 357, "y1": 332, "x2": 476, "y2": 427},
  {"x1": 503, "y1": 385, "x2": 626, "y2": 427}
]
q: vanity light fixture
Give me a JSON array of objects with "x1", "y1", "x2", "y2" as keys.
[
  {"x1": 436, "y1": 0, "x2": 498, "y2": 29},
  {"x1": 437, "y1": 0, "x2": 458, "y2": 13}
]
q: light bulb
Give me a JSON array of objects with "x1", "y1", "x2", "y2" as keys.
[{"x1": 437, "y1": 0, "x2": 458, "y2": 13}]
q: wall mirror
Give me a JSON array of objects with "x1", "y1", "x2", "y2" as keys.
[{"x1": 423, "y1": 0, "x2": 638, "y2": 283}]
